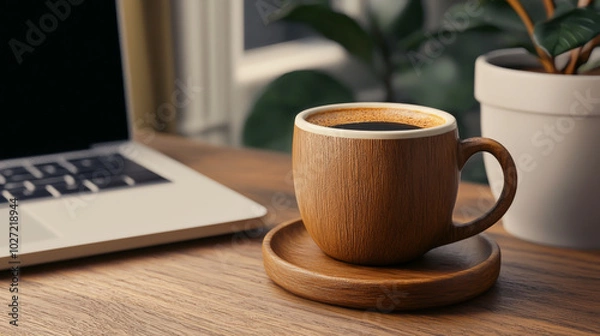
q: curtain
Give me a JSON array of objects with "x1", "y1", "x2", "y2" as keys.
[{"x1": 120, "y1": 0, "x2": 176, "y2": 133}]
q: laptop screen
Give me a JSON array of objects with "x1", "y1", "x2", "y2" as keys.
[{"x1": 0, "y1": 0, "x2": 129, "y2": 160}]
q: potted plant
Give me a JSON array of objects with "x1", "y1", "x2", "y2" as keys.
[{"x1": 472, "y1": 0, "x2": 600, "y2": 248}]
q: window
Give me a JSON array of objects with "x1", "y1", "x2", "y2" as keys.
[
  {"x1": 170, "y1": 0, "x2": 375, "y2": 146},
  {"x1": 243, "y1": 0, "x2": 318, "y2": 50}
]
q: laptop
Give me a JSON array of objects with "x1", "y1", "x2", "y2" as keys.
[{"x1": 0, "y1": 0, "x2": 267, "y2": 269}]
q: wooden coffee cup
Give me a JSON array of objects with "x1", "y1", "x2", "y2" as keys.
[{"x1": 293, "y1": 103, "x2": 517, "y2": 266}]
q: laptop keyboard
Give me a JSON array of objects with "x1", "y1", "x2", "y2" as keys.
[{"x1": 0, "y1": 154, "x2": 168, "y2": 204}]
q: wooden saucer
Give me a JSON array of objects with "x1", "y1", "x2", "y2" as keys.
[{"x1": 262, "y1": 218, "x2": 501, "y2": 311}]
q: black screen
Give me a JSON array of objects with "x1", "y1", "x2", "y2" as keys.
[{"x1": 1, "y1": 0, "x2": 129, "y2": 160}]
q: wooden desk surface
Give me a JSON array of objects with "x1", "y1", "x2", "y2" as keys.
[{"x1": 1, "y1": 134, "x2": 599, "y2": 335}]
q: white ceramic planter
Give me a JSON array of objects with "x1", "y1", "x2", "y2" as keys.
[{"x1": 475, "y1": 48, "x2": 600, "y2": 249}]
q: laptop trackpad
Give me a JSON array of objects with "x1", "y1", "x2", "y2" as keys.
[{"x1": 0, "y1": 207, "x2": 59, "y2": 251}]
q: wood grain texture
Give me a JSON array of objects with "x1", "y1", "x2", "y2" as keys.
[
  {"x1": 293, "y1": 128, "x2": 517, "y2": 266},
  {"x1": 440, "y1": 137, "x2": 518, "y2": 245},
  {"x1": 263, "y1": 218, "x2": 501, "y2": 311},
  {"x1": 293, "y1": 128, "x2": 460, "y2": 265},
  {"x1": 0, "y1": 133, "x2": 598, "y2": 335}
]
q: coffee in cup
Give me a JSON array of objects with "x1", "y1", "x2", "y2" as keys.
[{"x1": 292, "y1": 103, "x2": 517, "y2": 266}]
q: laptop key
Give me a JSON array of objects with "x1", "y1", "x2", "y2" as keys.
[
  {"x1": 34, "y1": 163, "x2": 72, "y2": 177},
  {"x1": 68, "y1": 154, "x2": 144, "y2": 175},
  {"x1": 0, "y1": 166, "x2": 30, "y2": 177},
  {"x1": 71, "y1": 154, "x2": 167, "y2": 189},
  {"x1": 67, "y1": 157, "x2": 105, "y2": 174},
  {"x1": 76, "y1": 169, "x2": 166, "y2": 190},
  {"x1": 0, "y1": 155, "x2": 169, "y2": 203},
  {"x1": 124, "y1": 170, "x2": 167, "y2": 185},
  {"x1": 99, "y1": 154, "x2": 129, "y2": 174},
  {"x1": 1, "y1": 182, "x2": 53, "y2": 202},
  {"x1": 100, "y1": 154, "x2": 150, "y2": 175},
  {"x1": 43, "y1": 178, "x2": 93, "y2": 196},
  {"x1": 4, "y1": 172, "x2": 38, "y2": 183},
  {"x1": 1, "y1": 166, "x2": 38, "y2": 183},
  {"x1": 77, "y1": 171, "x2": 131, "y2": 190}
]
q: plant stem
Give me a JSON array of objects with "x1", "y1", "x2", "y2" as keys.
[
  {"x1": 578, "y1": 0, "x2": 592, "y2": 7},
  {"x1": 564, "y1": 49, "x2": 581, "y2": 74},
  {"x1": 543, "y1": 0, "x2": 555, "y2": 18},
  {"x1": 579, "y1": 34, "x2": 600, "y2": 66},
  {"x1": 506, "y1": 0, "x2": 557, "y2": 73},
  {"x1": 564, "y1": 0, "x2": 593, "y2": 74},
  {"x1": 506, "y1": 0, "x2": 534, "y2": 35}
]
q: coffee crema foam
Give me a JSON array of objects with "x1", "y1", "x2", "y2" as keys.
[{"x1": 306, "y1": 108, "x2": 446, "y2": 129}]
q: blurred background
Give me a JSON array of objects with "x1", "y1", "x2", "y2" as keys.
[{"x1": 121, "y1": 0, "x2": 529, "y2": 183}]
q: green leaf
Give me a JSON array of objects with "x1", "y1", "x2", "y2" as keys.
[
  {"x1": 552, "y1": 0, "x2": 577, "y2": 17},
  {"x1": 278, "y1": 4, "x2": 375, "y2": 64},
  {"x1": 577, "y1": 58, "x2": 600, "y2": 74},
  {"x1": 242, "y1": 70, "x2": 354, "y2": 152},
  {"x1": 533, "y1": 8, "x2": 600, "y2": 57},
  {"x1": 396, "y1": 30, "x2": 428, "y2": 51},
  {"x1": 550, "y1": 0, "x2": 600, "y2": 16},
  {"x1": 394, "y1": 28, "x2": 520, "y2": 114},
  {"x1": 394, "y1": 56, "x2": 472, "y2": 112},
  {"x1": 411, "y1": 0, "x2": 530, "y2": 57},
  {"x1": 368, "y1": 0, "x2": 424, "y2": 40},
  {"x1": 442, "y1": 0, "x2": 526, "y2": 33},
  {"x1": 390, "y1": 0, "x2": 424, "y2": 39}
]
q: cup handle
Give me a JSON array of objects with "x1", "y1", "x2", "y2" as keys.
[{"x1": 436, "y1": 137, "x2": 518, "y2": 247}]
